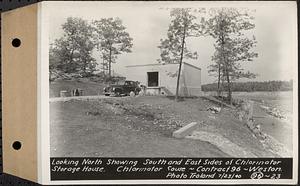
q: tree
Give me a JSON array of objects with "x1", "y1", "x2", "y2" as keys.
[
  {"x1": 100, "y1": 57, "x2": 109, "y2": 75},
  {"x1": 203, "y1": 8, "x2": 258, "y2": 103},
  {"x1": 208, "y1": 50, "x2": 225, "y2": 96},
  {"x1": 158, "y1": 8, "x2": 201, "y2": 101},
  {"x1": 93, "y1": 18, "x2": 133, "y2": 78},
  {"x1": 202, "y1": 80, "x2": 293, "y2": 92},
  {"x1": 49, "y1": 17, "x2": 96, "y2": 79}
]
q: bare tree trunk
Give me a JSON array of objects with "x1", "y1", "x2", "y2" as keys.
[
  {"x1": 66, "y1": 48, "x2": 75, "y2": 73},
  {"x1": 108, "y1": 47, "x2": 112, "y2": 78},
  {"x1": 217, "y1": 62, "x2": 221, "y2": 97},
  {"x1": 175, "y1": 24, "x2": 187, "y2": 102},
  {"x1": 220, "y1": 27, "x2": 229, "y2": 101},
  {"x1": 82, "y1": 60, "x2": 87, "y2": 77},
  {"x1": 102, "y1": 58, "x2": 106, "y2": 75},
  {"x1": 225, "y1": 69, "x2": 232, "y2": 104},
  {"x1": 219, "y1": 20, "x2": 232, "y2": 104},
  {"x1": 220, "y1": 78, "x2": 225, "y2": 111},
  {"x1": 218, "y1": 28, "x2": 226, "y2": 98}
]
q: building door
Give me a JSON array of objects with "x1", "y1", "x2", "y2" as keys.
[{"x1": 147, "y1": 72, "x2": 159, "y2": 87}]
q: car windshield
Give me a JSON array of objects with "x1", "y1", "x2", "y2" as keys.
[
  {"x1": 111, "y1": 80, "x2": 138, "y2": 86},
  {"x1": 124, "y1": 81, "x2": 134, "y2": 86}
]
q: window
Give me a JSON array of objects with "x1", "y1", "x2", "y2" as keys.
[{"x1": 147, "y1": 72, "x2": 159, "y2": 87}]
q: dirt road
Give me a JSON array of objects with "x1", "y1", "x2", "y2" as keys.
[{"x1": 50, "y1": 95, "x2": 114, "y2": 103}]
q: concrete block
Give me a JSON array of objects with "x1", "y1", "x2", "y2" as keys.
[{"x1": 173, "y1": 122, "x2": 198, "y2": 138}]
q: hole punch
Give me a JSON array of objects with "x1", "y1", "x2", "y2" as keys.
[
  {"x1": 12, "y1": 141, "x2": 22, "y2": 150},
  {"x1": 12, "y1": 38, "x2": 21, "y2": 47}
]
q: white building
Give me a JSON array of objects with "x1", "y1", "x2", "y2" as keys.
[{"x1": 126, "y1": 62, "x2": 202, "y2": 97}]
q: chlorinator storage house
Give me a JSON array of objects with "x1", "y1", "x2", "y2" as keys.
[{"x1": 125, "y1": 62, "x2": 202, "y2": 97}]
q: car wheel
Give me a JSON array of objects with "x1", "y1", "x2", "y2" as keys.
[{"x1": 129, "y1": 91, "x2": 135, "y2": 97}]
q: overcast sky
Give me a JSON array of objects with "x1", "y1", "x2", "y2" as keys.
[{"x1": 46, "y1": 1, "x2": 297, "y2": 84}]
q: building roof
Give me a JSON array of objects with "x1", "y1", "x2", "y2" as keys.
[{"x1": 126, "y1": 62, "x2": 201, "y2": 71}]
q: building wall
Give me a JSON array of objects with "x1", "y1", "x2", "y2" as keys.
[
  {"x1": 181, "y1": 63, "x2": 202, "y2": 96},
  {"x1": 125, "y1": 63, "x2": 202, "y2": 96}
]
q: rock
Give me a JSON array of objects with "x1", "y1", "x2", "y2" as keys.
[
  {"x1": 252, "y1": 126, "x2": 260, "y2": 134},
  {"x1": 238, "y1": 111, "x2": 245, "y2": 121},
  {"x1": 247, "y1": 119, "x2": 255, "y2": 130},
  {"x1": 207, "y1": 106, "x2": 221, "y2": 114}
]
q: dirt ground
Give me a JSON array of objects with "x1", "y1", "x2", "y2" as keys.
[
  {"x1": 50, "y1": 96, "x2": 283, "y2": 157},
  {"x1": 50, "y1": 79, "x2": 105, "y2": 98}
]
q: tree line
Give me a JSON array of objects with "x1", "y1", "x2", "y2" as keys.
[
  {"x1": 202, "y1": 80, "x2": 293, "y2": 92},
  {"x1": 50, "y1": 17, "x2": 133, "y2": 81},
  {"x1": 50, "y1": 7, "x2": 258, "y2": 103}
]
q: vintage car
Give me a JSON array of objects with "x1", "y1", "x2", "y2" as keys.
[{"x1": 103, "y1": 80, "x2": 141, "y2": 96}]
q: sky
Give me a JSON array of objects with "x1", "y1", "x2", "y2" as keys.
[{"x1": 46, "y1": 1, "x2": 297, "y2": 84}]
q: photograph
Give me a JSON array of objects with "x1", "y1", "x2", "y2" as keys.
[{"x1": 48, "y1": 1, "x2": 295, "y2": 159}]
